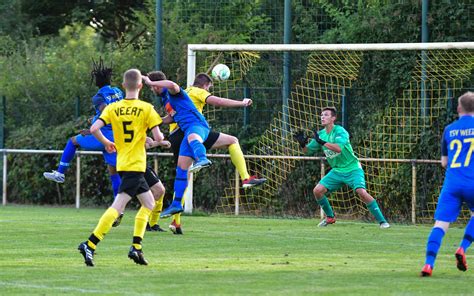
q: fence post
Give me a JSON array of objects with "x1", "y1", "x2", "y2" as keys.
[
  {"x1": 0, "y1": 96, "x2": 5, "y2": 149},
  {"x1": 184, "y1": 173, "x2": 193, "y2": 214},
  {"x1": 76, "y1": 153, "x2": 81, "y2": 209},
  {"x1": 234, "y1": 168, "x2": 240, "y2": 215},
  {"x1": 411, "y1": 161, "x2": 417, "y2": 224},
  {"x1": 0, "y1": 97, "x2": 5, "y2": 204},
  {"x1": 2, "y1": 151, "x2": 7, "y2": 206},
  {"x1": 320, "y1": 160, "x2": 325, "y2": 219}
]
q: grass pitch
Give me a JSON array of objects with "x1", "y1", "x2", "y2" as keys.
[{"x1": 0, "y1": 206, "x2": 472, "y2": 295}]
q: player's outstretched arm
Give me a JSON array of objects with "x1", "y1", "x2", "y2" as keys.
[
  {"x1": 150, "y1": 126, "x2": 165, "y2": 143},
  {"x1": 161, "y1": 115, "x2": 175, "y2": 124},
  {"x1": 142, "y1": 75, "x2": 180, "y2": 94},
  {"x1": 145, "y1": 136, "x2": 171, "y2": 149},
  {"x1": 206, "y1": 95, "x2": 252, "y2": 108},
  {"x1": 150, "y1": 126, "x2": 171, "y2": 149},
  {"x1": 90, "y1": 120, "x2": 116, "y2": 153}
]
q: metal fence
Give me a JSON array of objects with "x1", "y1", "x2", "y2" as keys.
[{"x1": 0, "y1": 149, "x2": 440, "y2": 224}]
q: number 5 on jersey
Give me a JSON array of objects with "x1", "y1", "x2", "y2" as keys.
[{"x1": 122, "y1": 121, "x2": 134, "y2": 143}]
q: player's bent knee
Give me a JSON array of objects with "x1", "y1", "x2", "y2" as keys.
[
  {"x1": 152, "y1": 183, "x2": 165, "y2": 200},
  {"x1": 434, "y1": 220, "x2": 450, "y2": 232},
  {"x1": 356, "y1": 188, "x2": 374, "y2": 203},
  {"x1": 313, "y1": 186, "x2": 325, "y2": 199},
  {"x1": 71, "y1": 136, "x2": 80, "y2": 147},
  {"x1": 228, "y1": 135, "x2": 238, "y2": 145}
]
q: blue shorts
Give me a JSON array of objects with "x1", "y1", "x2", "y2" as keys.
[
  {"x1": 178, "y1": 125, "x2": 210, "y2": 158},
  {"x1": 75, "y1": 128, "x2": 117, "y2": 166},
  {"x1": 434, "y1": 185, "x2": 474, "y2": 222}
]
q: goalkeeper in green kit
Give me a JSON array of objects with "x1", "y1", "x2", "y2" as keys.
[{"x1": 294, "y1": 107, "x2": 390, "y2": 228}]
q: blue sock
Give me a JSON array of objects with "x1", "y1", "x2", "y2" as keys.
[
  {"x1": 189, "y1": 140, "x2": 207, "y2": 161},
  {"x1": 425, "y1": 227, "x2": 445, "y2": 268},
  {"x1": 460, "y1": 217, "x2": 474, "y2": 251},
  {"x1": 172, "y1": 167, "x2": 188, "y2": 206},
  {"x1": 110, "y1": 174, "x2": 121, "y2": 199},
  {"x1": 58, "y1": 139, "x2": 77, "y2": 174}
]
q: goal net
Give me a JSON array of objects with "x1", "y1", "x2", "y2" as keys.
[{"x1": 186, "y1": 43, "x2": 474, "y2": 223}]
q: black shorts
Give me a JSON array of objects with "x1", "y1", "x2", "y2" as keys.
[
  {"x1": 118, "y1": 171, "x2": 150, "y2": 197},
  {"x1": 168, "y1": 128, "x2": 220, "y2": 164},
  {"x1": 144, "y1": 166, "x2": 160, "y2": 188}
]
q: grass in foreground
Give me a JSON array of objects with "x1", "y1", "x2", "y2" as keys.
[{"x1": 0, "y1": 205, "x2": 472, "y2": 295}]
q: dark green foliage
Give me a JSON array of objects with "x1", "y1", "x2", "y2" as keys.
[
  {"x1": 5, "y1": 117, "x2": 113, "y2": 205},
  {"x1": 0, "y1": 1, "x2": 472, "y2": 221}
]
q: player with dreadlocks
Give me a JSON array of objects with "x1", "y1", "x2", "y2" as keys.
[{"x1": 44, "y1": 58, "x2": 123, "y2": 202}]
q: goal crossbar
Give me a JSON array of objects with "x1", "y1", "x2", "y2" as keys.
[
  {"x1": 187, "y1": 42, "x2": 474, "y2": 87},
  {"x1": 189, "y1": 42, "x2": 474, "y2": 52}
]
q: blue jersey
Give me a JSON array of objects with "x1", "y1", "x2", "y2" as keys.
[
  {"x1": 441, "y1": 115, "x2": 474, "y2": 185},
  {"x1": 161, "y1": 87, "x2": 209, "y2": 131},
  {"x1": 91, "y1": 85, "x2": 123, "y2": 129}
]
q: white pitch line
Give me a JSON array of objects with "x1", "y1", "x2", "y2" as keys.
[{"x1": 0, "y1": 281, "x2": 105, "y2": 293}]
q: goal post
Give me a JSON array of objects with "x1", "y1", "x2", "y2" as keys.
[{"x1": 184, "y1": 42, "x2": 474, "y2": 222}]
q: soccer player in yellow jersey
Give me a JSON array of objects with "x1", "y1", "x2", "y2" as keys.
[
  {"x1": 77, "y1": 69, "x2": 169, "y2": 266},
  {"x1": 155, "y1": 73, "x2": 267, "y2": 234}
]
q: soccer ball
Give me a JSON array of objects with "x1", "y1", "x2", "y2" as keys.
[{"x1": 211, "y1": 64, "x2": 231, "y2": 81}]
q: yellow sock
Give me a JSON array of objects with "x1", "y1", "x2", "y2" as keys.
[
  {"x1": 149, "y1": 194, "x2": 164, "y2": 226},
  {"x1": 90, "y1": 207, "x2": 119, "y2": 249},
  {"x1": 133, "y1": 207, "x2": 152, "y2": 250},
  {"x1": 173, "y1": 213, "x2": 181, "y2": 225},
  {"x1": 229, "y1": 143, "x2": 250, "y2": 180},
  {"x1": 172, "y1": 189, "x2": 187, "y2": 225}
]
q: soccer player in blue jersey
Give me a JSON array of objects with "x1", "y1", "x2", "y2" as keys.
[
  {"x1": 421, "y1": 91, "x2": 474, "y2": 277},
  {"x1": 143, "y1": 71, "x2": 212, "y2": 218},
  {"x1": 43, "y1": 58, "x2": 123, "y2": 199}
]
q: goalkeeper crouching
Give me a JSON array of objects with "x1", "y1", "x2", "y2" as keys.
[{"x1": 294, "y1": 107, "x2": 390, "y2": 228}]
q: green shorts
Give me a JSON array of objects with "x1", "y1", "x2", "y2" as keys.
[{"x1": 319, "y1": 168, "x2": 366, "y2": 192}]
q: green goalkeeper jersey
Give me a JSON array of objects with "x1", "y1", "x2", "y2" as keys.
[{"x1": 306, "y1": 125, "x2": 361, "y2": 173}]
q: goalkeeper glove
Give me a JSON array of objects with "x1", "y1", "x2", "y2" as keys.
[
  {"x1": 313, "y1": 131, "x2": 327, "y2": 146},
  {"x1": 293, "y1": 131, "x2": 309, "y2": 149}
]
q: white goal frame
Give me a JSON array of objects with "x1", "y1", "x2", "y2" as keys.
[{"x1": 184, "y1": 42, "x2": 474, "y2": 213}]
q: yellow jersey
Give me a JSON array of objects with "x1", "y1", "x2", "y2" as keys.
[
  {"x1": 169, "y1": 86, "x2": 211, "y2": 133},
  {"x1": 99, "y1": 98, "x2": 162, "y2": 172}
]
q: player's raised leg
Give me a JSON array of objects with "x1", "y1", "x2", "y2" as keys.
[
  {"x1": 211, "y1": 133, "x2": 266, "y2": 188},
  {"x1": 187, "y1": 128, "x2": 212, "y2": 173},
  {"x1": 43, "y1": 136, "x2": 79, "y2": 183}
]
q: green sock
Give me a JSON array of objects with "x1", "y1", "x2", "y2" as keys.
[
  {"x1": 317, "y1": 196, "x2": 334, "y2": 218},
  {"x1": 367, "y1": 200, "x2": 386, "y2": 223}
]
